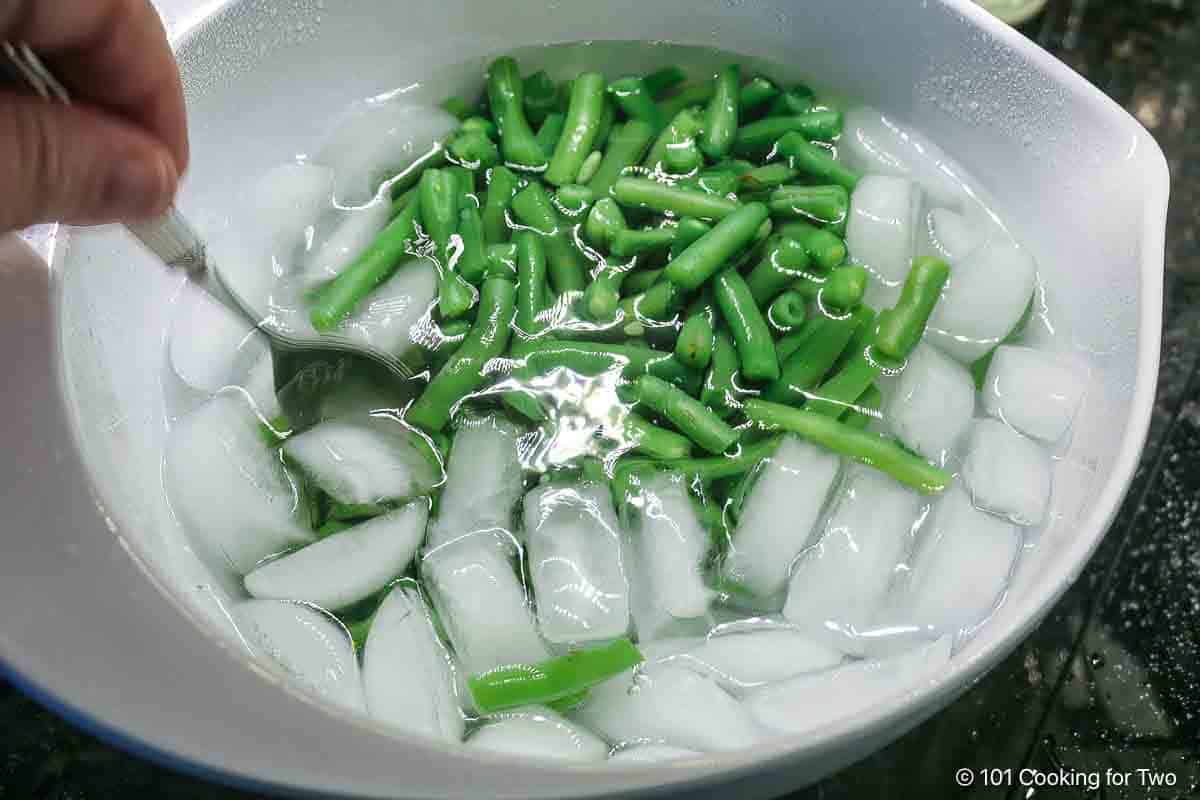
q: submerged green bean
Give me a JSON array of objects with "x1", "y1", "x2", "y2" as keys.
[
  {"x1": 844, "y1": 384, "x2": 883, "y2": 431},
  {"x1": 776, "y1": 220, "x2": 847, "y2": 272},
  {"x1": 670, "y1": 217, "x2": 712, "y2": 258},
  {"x1": 515, "y1": 230, "x2": 548, "y2": 334},
  {"x1": 534, "y1": 112, "x2": 567, "y2": 158},
  {"x1": 714, "y1": 268, "x2": 779, "y2": 383},
  {"x1": 733, "y1": 111, "x2": 844, "y2": 157},
  {"x1": 510, "y1": 182, "x2": 587, "y2": 293},
  {"x1": 633, "y1": 375, "x2": 738, "y2": 455},
  {"x1": 613, "y1": 177, "x2": 740, "y2": 220},
  {"x1": 584, "y1": 197, "x2": 628, "y2": 249},
  {"x1": 624, "y1": 412, "x2": 693, "y2": 460},
  {"x1": 764, "y1": 309, "x2": 865, "y2": 405},
  {"x1": 457, "y1": 206, "x2": 488, "y2": 285},
  {"x1": 768, "y1": 290, "x2": 808, "y2": 330},
  {"x1": 701, "y1": 329, "x2": 741, "y2": 418},
  {"x1": 608, "y1": 76, "x2": 665, "y2": 131},
  {"x1": 675, "y1": 303, "x2": 715, "y2": 370},
  {"x1": 739, "y1": 75, "x2": 779, "y2": 115},
  {"x1": 767, "y1": 184, "x2": 850, "y2": 232},
  {"x1": 586, "y1": 119, "x2": 656, "y2": 197},
  {"x1": 481, "y1": 166, "x2": 520, "y2": 244},
  {"x1": 700, "y1": 64, "x2": 740, "y2": 160},
  {"x1": 663, "y1": 202, "x2": 769, "y2": 290},
  {"x1": 611, "y1": 226, "x2": 678, "y2": 258},
  {"x1": 522, "y1": 70, "x2": 559, "y2": 127},
  {"x1": 744, "y1": 235, "x2": 812, "y2": 305},
  {"x1": 774, "y1": 132, "x2": 861, "y2": 191},
  {"x1": 643, "y1": 107, "x2": 705, "y2": 173},
  {"x1": 643, "y1": 65, "x2": 688, "y2": 98},
  {"x1": 545, "y1": 72, "x2": 607, "y2": 186},
  {"x1": 874, "y1": 257, "x2": 950, "y2": 361},
  {"x1": 487, "y1": 57, "x2": 546, "y2": 169}
]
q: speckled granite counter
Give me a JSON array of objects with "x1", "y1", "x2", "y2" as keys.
[{"x1": 2, "y1": 1, "x2": 1196, "y2": 797}]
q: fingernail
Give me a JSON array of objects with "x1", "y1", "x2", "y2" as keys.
[{"x1": 106, "y1": 153, "x2": 174, "y2": 220}]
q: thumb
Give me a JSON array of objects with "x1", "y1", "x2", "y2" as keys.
[{"x1": 0, "y1": 92, "x2": 180, "y2": 231}]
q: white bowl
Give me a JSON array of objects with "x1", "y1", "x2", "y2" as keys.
[{"x1": 0, "y1": 0, "x2": 1167, "y2": 796}]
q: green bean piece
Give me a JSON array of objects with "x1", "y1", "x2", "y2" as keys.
[
  {"x1": 739, "y1": 163, "x2": 799, "y2": 192},
  {"x1": 457, "y1": 207, "x2": 488, "y2": 285},
  {"x1": 616, "y1": 435, "x2": 782, "y2": 490},
  {"x1": 700, "y1": 329, "x2": 741, "y2": 418},
  {"x1": 419, "y1": 169, "x2": 474, "y2": 319},
  {"x1": 317, "y1": 517, "x2": 356, "y2": 541},
  {"x1": 830, "y1": 305, "x2": 878, "y2": 373},
  {"x1": 522, "y1": 70, "x2": 559, "y2": 127},
  {"x1": 545, "y1": 72, "x2": 607, "y2": 186},
  {"x1": 823, "y1": 264, "x2": 868, "y2": 312},
  {"x1": 621, "y1": 267, "x2": 664, "y2": 296},
  {"x1": 583, "y1": 197, "x2": 628, "y2": 249},
  {"x1": 390, "y1": 186, "x2": 416, "y2": 218},
  {"x1": 613, "y1": 176, "x2": 739, "y2": 220},
  {"x1": 582, "y1": 264, "x2": 631, "y2": 322},
  {"x1": 586, "y1": 119, "x2": 656, "y2": 198},
  {"x1": 774, "y1": 132, "x2": 861, "y2": 191},
  {"x1": 643, "y1": 65, "x2": 688, "y2": 98},
  {"x1": 620, "y1": 279, "x2": 685, "y2": 324},
  {"x1": 534, "y1": 112, "x2": 567, "y2": 159},
  {"x1": 609, "y1": 76, "x2": 665, "y2": 131},
  {"x1": 844, "y1": 384, "x2": 883, "y2": 431},
  {"x1": 624, "y1": 412, "x2": 693, "y2": 460},
  {"x1": 776, "y1": 220, "x2": 847, "y2": 272},
  {"x1": 486, "y1": 57, "x2": 546, "y2": 169},
  {"x1": 508, "y1": 339, "x2": 699, "y2": 392},
  {"x1": 576, "y1": 150, "x2": 603, "y2": 185},
  {"x1": 592, "y1": 97, "x2": 616, "y2": 150},
  {"x1": 643, "y1": 107, "x2": 705, "y2": 173},
  {"x1": 555, "y1": 183, "x2": 595, "y2": 217},
  {"x1": 309, "y1": 198, "x2": 420, "y2": 331},
  {"x1": 874, "y1": 257, "x2": 951, "y2": 362},
  {"x1": 764, "y1": 310, "x2": 865, "y2": 405},
  {"x1": 744, "y1": 235, "x2": 813, "y2": 305},
  {"x1": 481, "y1": 166, "x2": 520, "y2": 244},
  {"x1": 768, "y1": 290, "x2": 808, "y2": 330},
  {"x1": 676, "y1": 308, "x2": 715, "y2": 369},
  {"x1": 679, "y1": 169, "x2": 740, "y2": 197},
  {"x1": 485, "y1": 242, "x2": 520, "y2": 280},
  {"x1": 510, "y1": 182, "x2": 587, "y2": 293},
  {"x1": 733, "y1": 111, "x2": 844, "y2": 158},
  {"x1": 665, "y1": 140, "x2": 704, "y2": 174},
  {"x1": 775, "y1": 318, "x2": 819, "y2": 362},
  {"x1": 611, "y1": 226, "x2": 678, "y2": 258},
  {"x1": 441, "y1": 96, "x2": 473, "y2": 120},
  {"x1": 448, "y1": 131, "x2": 500, "y2": 170},
  {"x1": 700, "y1": 64, "x2": 740, "y2": 160},
  {"x1": 388, "y1": 143, "x2": 449, "y2": 199},
  {"x1": 664, "y1": 202, "x2": 769, "y2": 291},
  {"x1": 767, "y1": 85, "x2": 815, "y2": 117},
  {"x1": 633, "y1": 375, "x2": 738, "y2": 455},
  {"x1": 713, "y1": 268, "x2": 780, "y2": 383},
  {"x1": 448, "y1": 165, "x2": 475, "y2": 202},
  {"x1": 768, "y1": 184, "x2": 850, "y2": 233},
  {"x1": 460, "y1": 116, "x2": 498, "y2": 140},
  {"x1": 670, "y1": 217, "x2": 712, "y2": 258},
  {"x1": 657, "y1": 82, "x2": 716, "y2": 121},
  {"x1": 407, "y1": 276, "x2": 516, "y2": 432},
  {"x1": 745, "y1": 399, "x2": 949, "y2": 494},
  {"x1": 739, "y1": 75, "x2": 779, "y2": 115},
  {"x1": 515, "y1": 230, "x2": 549, "y2": 335}
]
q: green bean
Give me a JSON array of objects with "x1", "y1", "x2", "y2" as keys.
[
  {"x1": 768, "y1": 290, "x2": 808, "y2": 330},
  {"x1": 620, "y1": 279, "x2": 684, "y2": 324},
  {"x1": 670, "y1": 217, "x2": 712, "y2": 258},
  {"x1": 576, "y1": 150, "x2": 603, "y2": 185},
  {"x1": 874, "y1": 257, "x2": 950, "y2": 361},
  {"x1": 406, "y1": 275, "x2": 516, "y2": 432},
  {"x1": 586, "y1": 119, "x2": 656, "y2": 198},
  {"x1": 511, "y1": 182, "x2": 587, "y2": 293},
  {"x1": 775, "y1": 318, "x2": 818, "y2": 362},
  {"x1": 739, "y1": 163, "x2": 799, "y2": 192},
  {"x1": 390, "y1": 187, "x2": 416, "y2": 219},
  {"x1": 665, "y1": 140, "x2": 703, "y2": 174},
  {"x1": 481, "y1": 166, "x2": 519, "y2": 244},
  {"x1": 508, "y1": 339, "x2": 698, "y2": 391},
  {"x1": 714, "y1": 268, "x2": 779, "y2": 383},
  {"x1": 830, "y1": 305, "x2": 877, "y2": 373},
  {"x1": 621, "y1": 267, "x2": 664, "y2": 296},
  {"x1": 555, "y1": 184, "x2": 595, "y2": 217},
  {"x1": 309, "y1": 198, "x2": 420, "y2": 331},
  {"x1": 486, "y1": 57, "x2": 546, "y2": 169},
  {"x1": 657, "y1": 82, "x2": 716, "y2": 121},
  {"x1": 643, "y1": 107, "x2": 705, "y2": 173},
  {"x1": 633, "y1": 375, "x2": 738, "y2": 455},
  {"x1": 739, "y1": 75, "x2": 779, "y2": 115},
  {"x1": 768, "y1": 184, "x2": 850, "y2": 233},
  {"x1": 700, "y1": 64, "x2": 740, "y2": 160},
  {"x1": 457, "y1": 206, "x2": 488, "y2": 285},
  {"x1": 744, "y1": 235, "x2": 812, "y2": 305},
  {"x1": 608, "y1": 76, "x2": 665, "y2": 131},
  {"x1": 733, "y1": 111, "x2": 844, "y2": 158},
  {"x1": 419, "y1": 169, "x2": 474, "y2": 319},
  {"x1": 776, "y1": 220, "x2": 847, "y2": 272},
  {"x1": 701, "y1": 329, "x2": 741, "y2": 418},
  {"x1": 744, "y1": 399, "x2": 949, "y2": 494},
  {"x1": 460, "y1": 116, "x2": 498, "y2": 140},
  {"x1": 485, "y1": 242, "x2": 519, "y2": 280},
  {"x1": 624, "y1": 412, "x2": 693, "y2": 460},
  {"x1": 643, "y1": 65, "x2": 688, "y2": 98},
  {"x1": 545, "y1": 72, "x2": 607, "y2": 186},
  {"x1": 317, "y1": 517, "x2": 356, "y2": 541},
  {"x1": 515, "y1": 230, "x2": 548, "y2": 335},
  {"x1": 388, "y1": 143, "x2": 449, "y2": 199},
  {"x1": 534, "y1": 112, "x2": 567, "y2": 159},
  {"x1": 844, "y1": 384, "x2": 882, "y2": 431},
  {"x1": 448, "y1": 131, "x2": 500, "y2": 170},
  {"x1": 763, "y1": 309, "x2": 865, "y2": 405},
  {"x1": 583, "y1": 197, "x2": 627, "y2": 249},
  {"x1": 441, "y1": 96, "x2": 474, "y2": 120},
  {"x1": 774, "y1": 132, "x2": 861, "y2": 191},
  {"x1": 823, "y1": 264, "x2": 868, "y2": 311},
  {"x1": 613, "y1": 176, "x2": 740, "y2": 220},
  {"x1": 522, "y1": 70, "x2": 559, "y2": 127},
  {"x1": 675, "y1": 307, "x2": 715, "y2": 369},
  {"x1": 592, "y1": 97, "x2": 616, "y2": 150},
  {"x1": 679, "y1": 169, "x2": 740, "y2": 197},
  {"x1": 767, "y1": 85, "x2": 815, "y2": 117},
  {"x1": 616, "y1": 435, "x2": 782, "y2": 489},
  {"x1": 611, "y1": 226, "x2": 678, "y2": 258},
  {"x1": 664, "y1": 202, "x2": 769, "y2": 290},
  {"x1": 581, "y1": 264, "x2": 631, "y2": 322}
]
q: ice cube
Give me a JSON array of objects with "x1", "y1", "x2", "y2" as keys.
[
  {"x1": 572, "y1": 664, "x2": 764, "y2": 752},
  {"x1": 744, "y1": 636, "x2": 951, "y2": 736},
  {"x1": 982, "y1": 346, "x2": 1084, "y2": 443},
  {"x1": 467, "y1": 706, "x2": 608, "y2": 762},
  {"x1": 888, "y1": 485, "x2": 1021, "y2": 639},
  {"x1": 916, "y1": 207, "x2": 981, "y2": 264},
  {"x1": 608, "y1": 745, "x2": 701, "y2": 763},
  {"x1": 337, "y1": 259, "x2": 439, "y2": 357},
  {"x1": 883, "y1": 343, "x2": 975, "y2": 466},
  {"x1": 721, "y1": 436, "x2": 841, "y2": 603},
  {"x1": 299, "y1": 199, "x2": 392, "y2": 290},
  {"x1": 281, "y1": 417, "x2": 441, "y2": 506},
  {"x1": 168, "y1": 281, "x2": 267, "y2": 395},
  {"x1": 250, "y1": 162, "x2": 336, "y2": 257},
  {"x1": 241, "y1": 351, "x2": 281, "y2": 420},
  {"x1": 234, "y1": 599, "x2": 364, "y2": 712},
  {"x1": 846, "y1": 176, "x2": 922, "y2": 295},
  {"x1": 523, "y1": 482, "x2": 631, "y2": 644},
  {"x1": 164, "y1": 393, "x2": 313, "y2": 575},
  {"x1": 784, "y1": 466, "x2": 926, "y2": 655},
  {"x1": 962, "y1": 419, "x2": 1052, "y2": 525},
  {"x1": 245, "y1": 501, "x2": 428, "y2": 610},
  {"x1": 422, "y1": 534, "x2": 550, "y2": 675},
  {"x1": 362, "y1": 583, "x2": 463, "y2": 742},
  {"x1": 927, "y1": 238, "x2": 1037, "y2": 363}
]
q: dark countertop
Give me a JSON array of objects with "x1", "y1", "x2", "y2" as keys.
[{"x1": 3, "y1": 1, "x2": 1197, "y2": 797}]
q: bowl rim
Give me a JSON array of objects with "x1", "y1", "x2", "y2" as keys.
[{"x1": 2, "y1": 0, "x2": 1169, "y2": 795}]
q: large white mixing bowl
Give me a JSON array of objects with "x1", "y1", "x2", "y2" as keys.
[{"x1": 0, "y1": 0, "x2": 1167, "y2": 797}]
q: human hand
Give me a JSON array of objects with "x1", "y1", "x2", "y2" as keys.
[{"x1": 0, "y1": 0, "x2": 188, "y2": 231}]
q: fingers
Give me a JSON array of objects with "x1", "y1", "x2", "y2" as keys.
[
  {"x1": 0, "y1": 92, "x2": 179, "y2": 230},
  {"x1": 2, "y1": 0, "x2": 189, "y2": 173}
]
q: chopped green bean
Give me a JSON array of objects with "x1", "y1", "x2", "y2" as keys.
[
  {"x1": 515, "y1": 230, "x2": 548, "y2": 335},
  {"x1": 486, "y1": 57, "x2": 547, "y2": 169},
  {"x1": 739, "y1": 75, "x2": 779, "y2": 115},
  {"x1": 522, "y1": 69, "x2": 559, "y2": 127},
  {"x1": 874, "y1": 256, "x2": 950, "y2": 361},
  {"x1": 775, "y1": 318, "x2": 818, "y2": 362},
  {"x1": 441, "y1": 96, "x2": 474, "y2": 120},
  {"x1": 774, "y1": 132, "x2": 860, "y2": 191},
  {"x1": 555, "y1": 183, "x2": 595, "y2": 216},
  {"x1": 739, "y1": 162, "x2": 799, "y2": 192},
  {"x1": 615, "y1": 435, "x2": 782, "y2": 491},
  {"x1": 546, "y1": 72, "x2": 607, "y2": 186},
  {"x1": 776, "y1": 220, "x2": 847, "y2": 272},
  {"x1": 481, "y1": 166, "x2": 520, "y2": 244},
  {"x1": 679, "y1": 168, "x2": 740, "y2": 197},
  {"x1": 823, "y1": 264, "x2": 868, "y2": 311},
  {"x1": 676, "y1": 308, "x2": 715, "y2": 369},
  {"x1": 534, "y1": 112, "x2": 567, "y2": 158},
  {"x1": 768, "y1": 184, "x2": 850, "y2": 233},
  {"x1": 664, "y1": 202, "x2": 769, "y2": 290},
  {"x1": 744, "y1": 235, "x2": 812, "y2": 305},
  {"x1": 620, "y1": 279, "x2": 685, "y2": 324},
  {"x1": 764, "y1": 309, "x2": 865, "y2": 405},
  {"x1": 511, "y1": 182, "x2": 587, "y2": 293},
  {"x1": 670, "y1": 217, "x2": 712, "y2": 258},
  {"x1": 419, "y1": 168, "x2": 474, "y2": 319},
  {"x1": 583, "y1": 197, "x2": 627, "y2": 249},
  {"x1": 508, "y1": 339, "x2": 699, "y2": 391},
  {"x1": 613, "y1": 176, "x2": 740, "y2": 220},
  {"x1": 657, "y1": 81, "x2": 716, "y2": 121},
  {"x1": 844, "y1": 384, "x2": 882, "y2": 431},
  {"x1": 582, "y1": 263, "x2": 631, "y2": 321},
  {"x1": 485, "y1": 242, "x2": 519, "y2": 279},
  {"x1": 608, "y1": 76, "x2": 665, "y2": 131},
  {"x1": 457, "y1": 206, "x2": 488, "y2": 284},
  {"x1": 460, "y1": 116, "x2": 498, "y2": 140},
  {"x1": 621, "y1": 267, "x2": 664, "y2": 296},
  {"x1": 624, "y1": 412, "x2": 693, "y2": 460},
  {"x1": 768, "y1": 290, "x2": 808, "y2": 330},
  {"x1": 448, "y1": 130, "x2": 500, "y2": 170},
  {"x1": 643, "y1": 65, "x2": 688, "y2": 98},
  {"x1": 767, "y1": 85, "x2": 815, "y2": 117},
  {"x1": 469, "y1": 638, "x2": 643, "y2": 714},
  {"x1": 643, "y1": 107, "x2": 705, "y2": 173},
  {"x1": 700, "y1": 64, "x2": 740, "y2": 160},
  {"x1": 701, "y1": 329, "x2": 741, "y2": 418},
  {"x1": 733, "y1": 111, "x2": 844, "y2": 158},
  {"x1": 611, "y1": 226, "x2": 678, "y2": 258},
  {"x1": 586, "y1": 119, "x2": 656, "y2": 197},
  {"x1": 634, "y1": 375, "x2": 738, "y2": 455},
  {"x1": 714, "y1": 268, "x2": 779, "y2": 383},
  {"x1": 576, "y1": 150, "x2": 603, "y2": 184}
]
